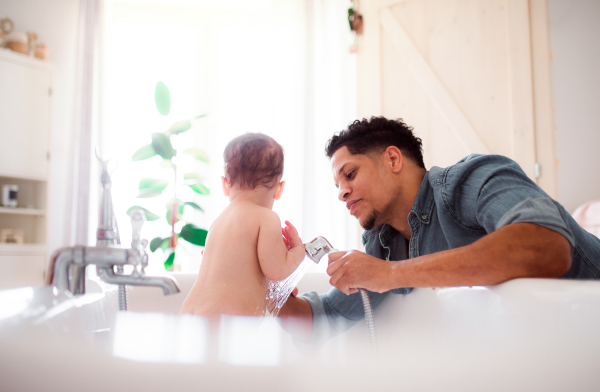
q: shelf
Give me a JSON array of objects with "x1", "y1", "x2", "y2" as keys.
[
  {"x1": 0, "y1": 207, "x2": 46, "y2": 216},
  {"x1": 0, "y1": 48, "x2": 52, "y2": 72},
  {"x1": 0, "y1": 172, "x2": 48, "y2": 182},
  {"x1": 0, "y1": 243, "x2": 47, "y2": 255}
]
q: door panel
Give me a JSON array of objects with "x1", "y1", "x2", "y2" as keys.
[
  {"x1": 357, "y1": 0, "x2": 555, "y2": 192},
  {"x1": 381, "y1": 30, "x2": 470, "y2": 166}
]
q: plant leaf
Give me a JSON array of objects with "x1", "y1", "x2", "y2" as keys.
[
  {"x1": 184, "y1": 201, "x2": 204, "y2": 212},
  {"x1": 151, "y1": 132, "x2": 175, "y2": 160},
  {"x1": 164, "y1": 250, "x2": 175, "y2": 270},
  {"x1": 183, "y1": 172, "x2": 204, "y2": 181},
  {"x1": 180, "y1": 223, "x2": 208, "y2": 246},
  {"x1": 132, "y1": 144, "x2": 157, "y2": 161},
  {"x1": 195, "y1": 114, "x2": 208, "y2": 119},
  {"x1": 139, "y1": 178, "x2": 169, "y2": 192},
  {"x1": 159, "y1": 159, "x2": 174, "y2": 169},
  {"x1": 182, "y1": 148, "x2": 209, "y2": 163},
  {"x1": 188, "y1": 183, "x2": 210, "y2": 195},
  {"x1": 127, "y1": 206, "x2": 160, "y2": 221},
  {"x1": 155, "y1": 81, "x2": 171, "y2": 116},
  {"x1": 137, "y1": 178, "x2": 169, "y2": 198},
  {"x1": 157, "y1": 237, "x2": 171, "y2": 251},
  {"x1": 136, "y1": 190, "x2": 163, "y2": 198},
  {"x1": 150, "y1": 236, "x2": 167, "y2": 252},
  {"x1": 167, "y1": 120, "x2": 191, "y2": 135}
]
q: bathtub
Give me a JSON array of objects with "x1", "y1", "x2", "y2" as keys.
[{"x1": 1, "y1": 273, "x2": 600, "y2": 391}]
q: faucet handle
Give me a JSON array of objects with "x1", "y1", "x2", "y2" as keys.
[
  {"x1": 130, "y1": 209, "x2": 146, "y2": 248},
  {"x1": 140, "y1": 239, "x2": 149, "y2": 271},
  {"x1": 129, "y1": 209, "x2": 148, "y2": 275}
]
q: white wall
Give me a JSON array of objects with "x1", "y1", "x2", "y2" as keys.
[
  {"x1": 550, "y1": 0, "x2": 600, "y2": 213},
  {"x1": 0, "y1": 0, "x2": 80, "y2": 252}
]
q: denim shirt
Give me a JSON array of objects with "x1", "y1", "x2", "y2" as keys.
[{"x1": 300, "y1": 154, "x2": 600, "y2": 341}]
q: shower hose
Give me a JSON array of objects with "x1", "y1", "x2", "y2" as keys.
[{"x1": 330, "y1": 248, "x2": 378, "y2": 353}]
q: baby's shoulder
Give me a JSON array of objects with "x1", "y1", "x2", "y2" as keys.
[{"x1": 256, "y1": 208, "x2": 281, "y2": 230}]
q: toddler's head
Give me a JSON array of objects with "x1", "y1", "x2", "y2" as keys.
[{"x1": 223, "y1": 133, "x2": 284, "y2": 190}]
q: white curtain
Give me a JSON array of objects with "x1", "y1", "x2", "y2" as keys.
[
  {"x1": 245, "y1": 0, "x2": 361, "y2": 256},
  {"x1": 65, "y1": 0, "x2": 103, "y2": 246},
  {"x1": 298, "y1": 0, "x2": 362, "y2": 254}
]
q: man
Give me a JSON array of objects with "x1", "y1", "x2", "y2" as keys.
[{"x1": 280, "y1": 116, "x2": 600, "y2": 341}]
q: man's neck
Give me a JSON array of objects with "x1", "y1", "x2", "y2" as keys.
[{"x1": 385, "y1": 168, "x2": 426, "y2": 240}]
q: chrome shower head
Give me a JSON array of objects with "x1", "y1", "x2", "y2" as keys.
[{"x1": 304, "y1": 236, "x2": 336, "y2": 264}]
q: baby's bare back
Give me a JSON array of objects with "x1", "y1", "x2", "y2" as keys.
[{"x1": 181, "y1": 201, "x2": 271, "y2": 316}]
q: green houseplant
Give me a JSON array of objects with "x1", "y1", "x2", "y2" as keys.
[{"x1": 128, "y1": 81, "x2": 209, "y2": 270}]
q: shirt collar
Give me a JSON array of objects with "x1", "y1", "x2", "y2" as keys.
[
  {"x1": 409, "y1": 171, "x2": 435, "y2": 225},
  {"x1": 361, "y1": 171, "x2": 435, "y2": 247}
]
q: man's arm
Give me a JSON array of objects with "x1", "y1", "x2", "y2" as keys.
[
  {"x1": 277, "y1": 289, "x2": 313, "y2": 340},
  {"x1": 327, "y1": 223, "x2": 572, "y2": 295}
]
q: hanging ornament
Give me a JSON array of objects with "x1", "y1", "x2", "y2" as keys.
[
  {"x1": 0, "y1": 17, "x2": 14, "y2": 35},
  {"x1": 348, "y1": 8, "x2": 363, "y2": 35}
]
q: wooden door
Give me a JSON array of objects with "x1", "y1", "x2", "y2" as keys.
[{"x1": 356, "y1": 0, "x2": 556, "y2": 197}]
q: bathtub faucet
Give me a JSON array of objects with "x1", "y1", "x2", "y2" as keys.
[
  {"x1": 45, "y1": 158, "x2": 180, "y2": 297},
  {"x1": 46, "y1": 212, "x2": 180, "y2": 296}
]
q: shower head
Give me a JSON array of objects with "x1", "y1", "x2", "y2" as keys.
[{"x1": 304, "y1": 236, "x2": 336, "y2": 264}]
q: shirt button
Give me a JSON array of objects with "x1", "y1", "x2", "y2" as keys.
[{"x1": 421, "y1": 215, "x2": 427, "y2": 220}]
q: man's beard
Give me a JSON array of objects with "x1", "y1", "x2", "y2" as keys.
[{"x1": 361, "y1": 209, "x2": 380, "y2": 230}]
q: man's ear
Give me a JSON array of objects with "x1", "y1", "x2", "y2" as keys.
[
  {"x1": 221, "y1": 176, "x2": 230, "y2": 196},
  {"x1": 385, "y1": 146, "x2": 403, "y2": 173},
  {"x1": 274, "y1": 180, "x2": 285, "y2": 200}
]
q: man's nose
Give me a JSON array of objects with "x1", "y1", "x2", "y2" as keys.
[{"x1": 338, "y1": 186, "x2": 350, "y2": 201}]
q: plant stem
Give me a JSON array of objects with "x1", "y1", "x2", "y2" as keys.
[{"x1": 170, "y1": 140, "x2": 178, "y2": 265}]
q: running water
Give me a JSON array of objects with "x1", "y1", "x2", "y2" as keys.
[{"x1": 265, "y1": 258, "x2": 312, "y2": 317}]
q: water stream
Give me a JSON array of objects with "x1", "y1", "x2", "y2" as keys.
[{"x1": 265, "y1": 258, "x2": 312, "y2": 317}]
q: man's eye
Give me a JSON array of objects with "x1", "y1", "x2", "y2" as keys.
[{"x1": 347, "y1": 170, "x2": 355, "y2": 179}]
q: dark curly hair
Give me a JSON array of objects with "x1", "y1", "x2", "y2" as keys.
[
  {"x1": 325, "y1": 116, "x2": 425, "y2": 169},
  {"x1": 224, "y1": 133, "x2": 284, "y2": 189}
]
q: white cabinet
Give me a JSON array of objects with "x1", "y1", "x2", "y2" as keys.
[
  {"x1": 0, "y1": 48, "x2": 51, "y2": 288},
  {"x1": 0, "y1": 245, "x2": 46, "y2": 288}
]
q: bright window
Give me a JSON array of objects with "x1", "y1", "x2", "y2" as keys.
[{"x1": 101, "y1": 0, "x2": 359, "y2": 273}]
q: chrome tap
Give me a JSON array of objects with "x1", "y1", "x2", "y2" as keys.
[
  {"x1": 46, "y1": 239, "x2": 180, "y2": 296},
  {"x1": 45, "y1": 157, "x2": 180, "y2": 298},
  {"x1": 95, "y1": 209, "x2": 178, "y2": 296}
]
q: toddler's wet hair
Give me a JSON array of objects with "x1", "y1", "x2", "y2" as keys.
[{"x1": 224, "y1": 133, "x2": 284, "y2": 189}]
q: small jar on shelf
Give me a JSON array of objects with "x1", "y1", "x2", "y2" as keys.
[
  {"x1": 0, "y1": 228, "x2": 24, "y2": 244},
  {"x1": 5, "y1": 32, "x2": 28, "y2": 54},
  {"x1": 34, "y1": 43, "x2": 48, "y2": 60}
]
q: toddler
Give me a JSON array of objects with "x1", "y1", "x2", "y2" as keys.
[{"x1": 180, "y1": 133, "x2": 305, "y2": 316}]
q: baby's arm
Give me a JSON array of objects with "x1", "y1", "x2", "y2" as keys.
[{"x1": 257, "y1": 211, "x2": 305, "y2": 281}]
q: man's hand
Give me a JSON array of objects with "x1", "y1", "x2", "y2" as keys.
[{"x1": 327, "y1": 250, "x2": 393, "y2": 295}]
